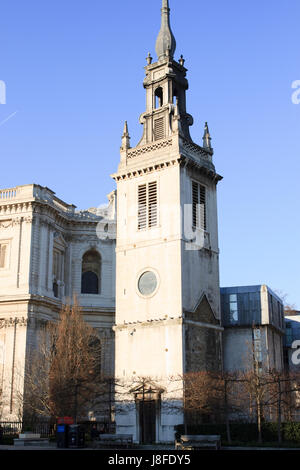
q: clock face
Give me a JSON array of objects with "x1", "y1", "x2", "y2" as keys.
[{"x1": 138, "y1": 271, "x2": 157, "y2": 296}]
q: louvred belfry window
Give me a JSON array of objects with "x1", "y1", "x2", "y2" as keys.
[
  {"x1": 192, "y1": 181, "x2": 207, "y2": 231},
  {"x1": 154, "y1": 117, "x2": 165, "y2": 140},
  {"x1": 138, "y1": 181, "x2": 158, "y2": 230},
  {"x1": 138, "y1": 184, "x2": 147, "y2": 230},
  {"x1": 148, "y1": 181, "x2": 158, "y2": 227}
]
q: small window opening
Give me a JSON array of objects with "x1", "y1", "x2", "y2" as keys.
[
  {"x1": 155, "y1": 87, "x2": 163, "y2": 108},
  {"x1": 173, "y1": 89, "x2": 178, "y2": 105}
]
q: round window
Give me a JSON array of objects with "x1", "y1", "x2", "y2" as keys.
[{"x1": 138, "y1": 271, "x2": 157, "y2": 296}]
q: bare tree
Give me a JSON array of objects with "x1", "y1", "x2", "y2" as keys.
[
  {"x1": 284, "y1": 305, "x2": 298, "y2": 316},
  {"x1": 273, "y1": 289, "x2": 298, "y2": 316},
  {"x1": 183, "y1": 371, "x2": 221, "y2": 426},
  {"x1": 22, "y1": 300, "x2": 112, "y2": 424},
  {"x1": 177, "y1": 371, "x2": 245, "y2": 443},
  {"x1": 238, "y1": 358, "x2": 270, "y2": 443},
  {"x1": 262, "y1": 369, "x2": 292, "y2": 443},
  {"x1": 219, "y1": 371, "x2": 246, "y2": 444},
  {"x1": 0, "y1": 386, "x2": 3, "y2": 420}
]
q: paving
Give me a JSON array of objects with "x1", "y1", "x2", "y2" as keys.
[{"x1": 1, "y1": 443, "x2": 300, "y2": 451}]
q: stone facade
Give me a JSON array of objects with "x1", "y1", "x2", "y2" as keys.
[{"x1": 0, "y1": 184, "x2": 116, "y2": 420}]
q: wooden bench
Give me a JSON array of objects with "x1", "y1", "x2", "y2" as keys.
[
  {"x1": 175, "y1": 434, "x2": 221, "y2": 450},
  {"x1": 96, "y1": 433, "x2": 133, "y2": 448}
]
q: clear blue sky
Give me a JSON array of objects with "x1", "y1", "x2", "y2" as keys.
[{"x1": 0, "y1": 0, "x2": 299, "y2": 308}]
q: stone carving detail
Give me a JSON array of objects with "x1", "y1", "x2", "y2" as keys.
[
  {"x1": 127, "y1": 138, "x2": 172, "y2": 159},
  {"x1": 40, "y1": 217, "x2": 52, "y2": 228},
  {"x1": 0, "y1": 220, "x2": 13, "y2": 229},
  {"x1": 181, "y1": 139, "x2": 211, "y2": 160},
  {"x1": 0, "y1": 317, "x2": 30, "y2": 328},
  {"x1": 11, "y1": 217, "x2": 23, "y2": 226},
  {"x1": 71, "y1": 236, "x2": 100, "y2": 243}
]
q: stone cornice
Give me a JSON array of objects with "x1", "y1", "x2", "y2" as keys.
[
  {"x1": 115, "y1": 126, "x2": 222, "y2": 183},
  {"x1": 0, "y1": 194, "x2": 114, "y2": 231},
  {"x1": 114, "y1": 316, "x2": 224, "y2": 333},
  {"x1": 34, "y1": 204, "x2": 102, "y2": 229},
  {"x1": 0, "y1": 294, "x2": 115, "y2": 312},
  {"x1": 113, "y1": 315, "x2": 183, "y2": 331},
  {"x1": 70, "y1": 234, "x2": 115, "y2": 243},
  {"x1": 112, "y1": 154, "x2": 222, "y2": 183},
  {"x1": 180, "y1": 155, "x2": 222, "y2": 183},
  {"x1": 0, "y1": 203, "x2": 98, "y2": 230},
  {"x1": 184, "y1": 319, "x2": 224, "y2": 332},
  {"x1": 111, "y1": 156, "x2": 183, "y2": 182}
]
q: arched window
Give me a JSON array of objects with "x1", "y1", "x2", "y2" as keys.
[
  {"x1": 155, "y1": 87, "x2": 163, "y2": 108},
  {"x1": 81, "y1": 250, "x2": 101, "y2": 294},
  {"x1": 53, "y1": 280, "x2": 59, "y2": 298}
]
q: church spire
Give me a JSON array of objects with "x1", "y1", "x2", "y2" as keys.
[
  {"x1": 121, "y1": 121, "x2": 130, "y2": 151},
  {"x1": 155, "y1": 0, "x2": 176, "y2": 61},
  {"x1": 203, "y1": 122, "x2": 213, "y2": 152}
]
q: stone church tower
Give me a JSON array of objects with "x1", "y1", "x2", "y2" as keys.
[{"x1": 112, "y1": 0, "x2": 223, "y2": 443}]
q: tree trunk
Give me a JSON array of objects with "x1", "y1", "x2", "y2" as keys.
[
  {"x1": 277, "y1": 378, "x2": 282, "y2": 444},
  {"x1": 257, "y1": 397, "x2": 262, "y2": 444},
  {"x1": 224, "y1": 379, "x2": 232, "y2": 444},
  {"x1": 184, "y1": 410, "x2": 188, "y2": 435},
  {"x1": 225, "y1": 417, "x2": 231, "y2": 445},
  {"x1": 74, "y1": 383, "x2": 78, "y2": 424}
]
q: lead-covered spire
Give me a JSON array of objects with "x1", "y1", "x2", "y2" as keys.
[
  {"x1": 155, "y1": 0, "x2": 176, "y2": 61},
  {"x1": 203, "y1": 122, "x2": 213, "y2": 152}
]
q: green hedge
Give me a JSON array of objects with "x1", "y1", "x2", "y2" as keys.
[
  {"x1": 283, "y1": 422, "x2": 300, "y2": 442},
  {"x1": 174, "y1": 422, "x2": 300, "y2": 443},
  {"x1": 1, "y1": 434, "x2": 18, "y2": 445}
]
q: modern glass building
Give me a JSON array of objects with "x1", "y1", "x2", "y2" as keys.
[
  {"x1": 284, "y1": 311, "x2": 300, "y2": 371},
  {"x1": 220, "y1": 285, "x2": 285, "y2": 371},
  {"x1": 221, "y1": 285, "x2": 284, "y2": 329}
]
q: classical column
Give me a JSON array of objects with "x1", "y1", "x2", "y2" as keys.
[
  {"x1": 14, "y1": 217, "x2": 23, "y2": 288},
  {"x1": 47, "y1": 227, "x2": 54, "y2": 293},
  {"x1": 64, "y1": 242, "x2": 73, "y2": 299}
]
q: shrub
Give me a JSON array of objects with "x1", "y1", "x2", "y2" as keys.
[
  {"x1": 2, "y1": 434, "x2": 18, "y2": 445},
  {"x1": 283, "y1": 422, "x2": 300, "y2": 443},
  {"x1": 175, "y1": 422, "x2": 300, "y2": 444}
]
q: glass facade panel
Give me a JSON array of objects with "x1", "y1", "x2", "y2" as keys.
[{"x1": 221, "y1": 288, "x2": 262, "y2": 327}]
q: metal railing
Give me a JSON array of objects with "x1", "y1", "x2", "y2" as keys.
[
  {"x1": 0, "y1": 421, "x2": 56, "y2": 437},
  {"x1": 0, "y1": 420, "x2": 113, "y2": 437}
]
